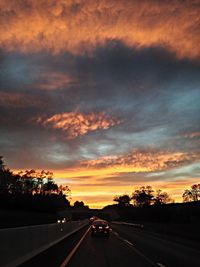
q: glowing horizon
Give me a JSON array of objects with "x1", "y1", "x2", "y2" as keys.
[{"x1": 13, "y1": 156, "x2": 200, "y2": 208}]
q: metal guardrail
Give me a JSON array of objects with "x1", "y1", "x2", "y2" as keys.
[{"x1": 0, "y1": 219, "x2": 89, "y2": 267}]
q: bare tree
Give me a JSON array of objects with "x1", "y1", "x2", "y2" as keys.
[{"x1": 153, "y1": 189, "x2": 173, "y2": 205}]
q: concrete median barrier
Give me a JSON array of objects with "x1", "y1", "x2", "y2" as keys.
[{"x1": 0, "y1": 219, "x2": 89, "y2": 267}]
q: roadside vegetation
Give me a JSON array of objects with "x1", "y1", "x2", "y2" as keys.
[
  {"x1": 108, "y1": 185, "x2": 200, "y2": 224},
  {"x1": 113, "y1": 186, "x2": 174, "y2": 208},
  {"x1": 0, "y1": 156, "x2": 70, "y2": 213}
]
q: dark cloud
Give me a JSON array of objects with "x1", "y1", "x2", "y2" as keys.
[{"x1": 0, "y1": 41, "x2": 200, "y2": 174}]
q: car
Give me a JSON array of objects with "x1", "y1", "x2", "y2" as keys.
[
  {"x1": 57, "y1": 217, "x2": 66, "y2": 223},
  {"x1": 90, "y1": 216, "x2": 99, "y2": 222},
  {"x1": 91, "y1": 219, "x2": 110, "y2": 237}
]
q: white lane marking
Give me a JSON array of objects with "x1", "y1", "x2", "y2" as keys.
[
  {"x1": 113, "y1": 231, "x2": 119, "y2": 236},
  {"x1": 123, "y1": 239, "x2": 134, "y2": 246},
  {"x1": 60, "y1": 226, "x2": 91, "y2": 267},
  {"x1": 112, "y1": 221, "x2": 144, "y2": 229},
  {"x1": 112, "y1": 230, "x2": 157, "y2": 267},
  {"x1": 157, "y1": 263, "x2": 166, "y2": 267}
]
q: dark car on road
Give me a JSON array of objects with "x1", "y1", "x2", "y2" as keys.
[{"x1": 91, "y1": 219, "x2": 110, "y2": 237}]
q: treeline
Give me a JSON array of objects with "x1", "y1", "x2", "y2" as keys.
[
  {"x1": 103, "y1": 185, "x2": 200, "y2": 224},
  {"x1": 0, "y1": 156, "x2": 70, "y2": 212},
  {"x1": 113, "y1": 184, "x2": 200, "y2": 208},
  {"x1": 113, "y1": 186, "x2": 174, "y2": 207},
  {"x1": 109, "y1": 201, "x2": 200, "y2": 224}
]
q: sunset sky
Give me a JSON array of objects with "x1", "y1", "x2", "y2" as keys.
[{"x1": 0, "y1": 0, "x2": 200, "y2": 208}]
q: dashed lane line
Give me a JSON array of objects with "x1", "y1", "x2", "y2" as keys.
[
  {"x1": 112, "y1": 231, "x2": 119, "y2": 236},
  {"x1": 112, "y1": 230, "x2": 158, "y2": 267},
  {"x1": 123, "y1": 239, "x2": 134, "y2": 246},
  {"x1": 157, "y1": 263, "x2": 166, "y2": 267}
]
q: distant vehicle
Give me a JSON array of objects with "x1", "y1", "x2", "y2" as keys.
[
  {"x1": 57, "y1": 217, "x2": 66, "y2": 224},
  {"x1": 91, "y1": 219, "x2": 110, "y2": 237},
  {"x1": 90, "y1": 216, "x2": 98, "y2": 222}
]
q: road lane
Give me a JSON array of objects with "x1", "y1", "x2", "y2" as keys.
[
  {"x1": 67, "y1": 229, "x2": 155, "y2": 267},
  {"x1": 60, "y1": 227, "x2": 91, "y2": 267},
  {"x1": 19, "y1": 225, "x2": 90, "y2": 267},
  {"x1": 111, "y1": 223, "x2": 200, "y2": 267},
  {"x1": 19, "y1": 223, "x2": 200, "y2": 267}
]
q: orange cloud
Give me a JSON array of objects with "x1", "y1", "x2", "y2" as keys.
[
  {"x1": 43, "y1": 150, "x2": 200, "y2": 184},
  {"x1": 37, "y1": 112, "x2": 120, "y2": 138},
  {"x1": 0, "y1": 1, "x2": 199, "y2": 60},
  {"x1": 81, "y1": 150, "x2": 200, "y2": 172}
]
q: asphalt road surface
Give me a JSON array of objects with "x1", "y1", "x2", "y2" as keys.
[
  {"x1": 20, "y1": 223, "x2": 200, "y2": 267},
  {"x1": 110, "y1": 223, "x2": 200, "y2": 267}
]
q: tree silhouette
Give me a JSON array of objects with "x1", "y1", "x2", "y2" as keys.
[
  {"x1": 153, "y1": 189, "x2": 173, "y2": 205},
  {"x1": 0, "y1": 157, "x2": 71, "y2": 211},
  {"x1": 183, "y1": 184, "x2": 200, "y2": 202},
  {"x1": 73, "y1": 201, "x2": 88, "y2": 209},
  {"x1": 16, "y1": 170, "x2": 56, "y2": 195},
  {"x1": 132, "y1": 186, "x2": 154, "y2": 207},
  {"x1": 0, "y1": 156, "x2": 5, "y2": 171},
  {"x1": 58, "y1": 185, "x2": 71, "y2": 197},
  {"x1": 0, "y1": 156, "x2": 14, "y2": 193},
  {"x1": 113, "y1": 194, "x2": 131, "y2": 207},
  {"x1": 42, "y1": 180, "x2": 58, "y2": 194}
]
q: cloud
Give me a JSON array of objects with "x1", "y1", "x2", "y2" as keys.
[
  {"x1": 37, "y1": 112, "x2": 121, "y2": 139},
  {"x1": 81, "y1": 150, "x2": 200, "y2": 172},
  {"x1": 0, "y1": 91, "x2": 43, "y2": 108},
  {"x1": 0, "y1": 0, "x2": 200, "y2": 60},
  {"x1": 0, "y1": 42, "x2": 199, "y2": 174},
  {"x1": 147, "y1": 161, "x2": 200, "y2": 180},
  {"x1": 36, "y1": 71, "x2": 73, "y2": 90},
  {"x1": 183, "y1": 132, "x2": 200, "y2": 139}
]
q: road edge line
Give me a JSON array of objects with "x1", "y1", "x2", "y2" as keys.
[{"x1": 60, "y1": 226, "x2": 91, "y2": 267}]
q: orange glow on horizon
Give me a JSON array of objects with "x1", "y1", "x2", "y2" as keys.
[
  {"x1": 69, "y1": 177, "x2": 200, "y2": 209},
  {"x1": 13, "y1": 156, "x2": 200, "y2": 209},
  {"x1": 13, "y1": 149, "x2": 200, "y2": 208}
]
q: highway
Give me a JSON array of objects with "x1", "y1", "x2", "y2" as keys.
[{"x1": 20, "y1": 223, "x2": 200, "y2": 267}]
